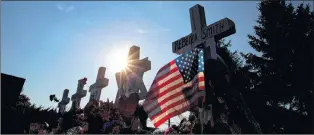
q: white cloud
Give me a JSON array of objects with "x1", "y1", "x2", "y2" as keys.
[
  {"x1": 136, "y1": 29, "x2": 148, "y2": 34},
  {"x1": 66, "y1": 6, "x2": 75, "y2": 12},
  {"x1": 135, "y1": 25, "x2": 171, "y2": 34},
  {"x1": 135, "y1": 27, "x2": 171, "y2": 34},
  {"x1": 57, "y1": 5, "x2": 64, "y2": 11},
  {"x1": 56, "y1": 4, "x2": 75, "y2": 13}
]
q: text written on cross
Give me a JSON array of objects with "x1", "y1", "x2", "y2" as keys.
[{"x1": 172, "y1": 18, "x2": 236, "y2": 54}]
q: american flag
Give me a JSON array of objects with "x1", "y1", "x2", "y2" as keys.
[{"x1": 143, "y1": 47, "x2": 205, "y2": 128}]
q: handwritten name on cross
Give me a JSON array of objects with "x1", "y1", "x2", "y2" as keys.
[
  {"x1": 71, "y1": 78, "x2": 87, "y2": 110},
  {"x1": 58, "y1": 89, "x2": 70, "y2": 113},
  {"x1": 172, "y1": 4, "x2": 236, "y2": 59},
  {"x1": 114, "y1": 45, "x2": 151, "y2": 109},
  {"x1": 89, "y1": 67, "x2": 109, "y2": 102}
]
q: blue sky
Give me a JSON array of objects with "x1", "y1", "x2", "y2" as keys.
[{"x1": 2, "y1": 1, "x2": 312, "y2": 128}]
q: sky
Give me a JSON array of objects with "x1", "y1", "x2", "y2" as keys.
[{"x1": 2, "y1": 1, "x2": 312, "y2": 129}]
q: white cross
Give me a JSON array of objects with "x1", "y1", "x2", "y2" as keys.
[
  {"x1": 89, "y1": 67, "x2": 109, "y2": 102},
  {"x1": 71, "y1": 78, "x2": 87, "y2": 110},
  {"x1": 172, "y1": 4, "x2": 236, "y2": 60},
  {"x1": 171, "y1": 4, "x2": 236, "y2": 133},
  {"x1": 114, "y1": 45, "x2": 151, "y2": 116},
  {"x1": 58, "y1": 89, "x2": 70, "y2": 114}
]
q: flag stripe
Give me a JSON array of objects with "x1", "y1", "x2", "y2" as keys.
[
  {"x1": 147, "y1": 61, "x2": 175, "y2": 91},
  {"x1": 151, "y1": 77, "x2": 204, "y2": 118},
  {"x1": 144, "y1": 78, "x2": 184, "y2": 111},
  {"x1": 146, "y1": 66, "x2": 179, "y2": 99},
  {"x1": 144, "y1": 72, "x2": 204, "y2": 111},
  {"x1": 156, "y1": 60, "x2": 175, "y2": 75},
  {"x1": 152, "y1": 91, "x2": 202, "y2": 127},
  {"x1": 149, "y1": 83, "x2": 202, "y2": 120},
  {"x1": 153, "y1": 65, "x2": 178, "y2": 88},
  {"x1": 149, "y1": 94, "x2": 186, "y2": 119},
  {"x1": 144, "y1": 73, "x2": 183, "y2": 105},
  {"x1": 148, "y1": 73, "x2": 204, "y2": 119},
  {"x1": 155, "y1": 72, "x2": 203, "y2": 101},
  {"x1": 151, "y1": 70, "x2": 181, "y2": 93},
  {"x1": 155, "y1": 75, "x2": 204, "y2": 109},
  {"x1": 153, "y1": 91, "x2": 200, "y2": 124},
  {"x1": 154, "y1": 73, "x2": 204, "y2": 103},
  {"x1": 155, "y1": 63, "x2": 177, "y2": 79},
  {"x1": 153, "y1": 103, "x2": 190, "y2": 127}
]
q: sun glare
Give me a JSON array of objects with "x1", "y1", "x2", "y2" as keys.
[{"x1": 107, "y1": 46, "x2": 129, "y2": 73}]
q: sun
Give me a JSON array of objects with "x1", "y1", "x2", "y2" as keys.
[{"x1": 107, "y1": 46, "x2": 129, "y2": 73}]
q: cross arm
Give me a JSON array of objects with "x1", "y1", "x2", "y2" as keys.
[
  {"x1": 97, "y1": 78, "x2": 109, "y2": 88},
  {"x1": 71, "y1": 90, "x2": 87, "y2": 101},
  {"x1": 134, "y1": 57, "x2": 151, "y2": 72},
  {"x1": 79, "y1": 90, "x2": 87, "y2": 97},
  {"x1": 60, "y1": 97, "x2": 70, "y2": 104}
]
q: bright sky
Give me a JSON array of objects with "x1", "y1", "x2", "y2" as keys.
[{"x1": 2, "y1": 1, "x2": 312, "y2": 129}]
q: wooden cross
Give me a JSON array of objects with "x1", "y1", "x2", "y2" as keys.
[
  {"x1": 114, "y1": 45, "x2": 151, "y2": 119},
  {"x1": 71, "y1": 78, "x2": 87, "y2": 110},
  {"x1": 89, "y1": 67, "x2": 109, "y2": 102},
  {"x1": 58, "y1": 89, "x2": 70, "y2": 113},
  {"x1": 171, "y1": 4, "x2": 236, "y2": 133},
  {"x1": 114, "y1": 45, "x2": 151, "y2": 104}
]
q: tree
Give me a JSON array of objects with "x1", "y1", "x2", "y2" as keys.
[
  {"x1": 197, "y1": 39, "x2": 262, "y2": 134},
  {"x1": 2, "y1": 94, "x2": 60, "y2": 134},
  {"x1": 242, "y1": 0, "x2": 313, "y2": 133}
]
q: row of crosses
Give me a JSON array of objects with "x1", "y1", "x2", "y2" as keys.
[
  {"x1": 57, "y1": 4, "x2": 236, "y2": 132},
  {"x1": 57, "y1": 45, "x2": 151, "y2": 117},
  {"x1": 57, "y1": 68, "x2": 109, "y2": 113}
]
